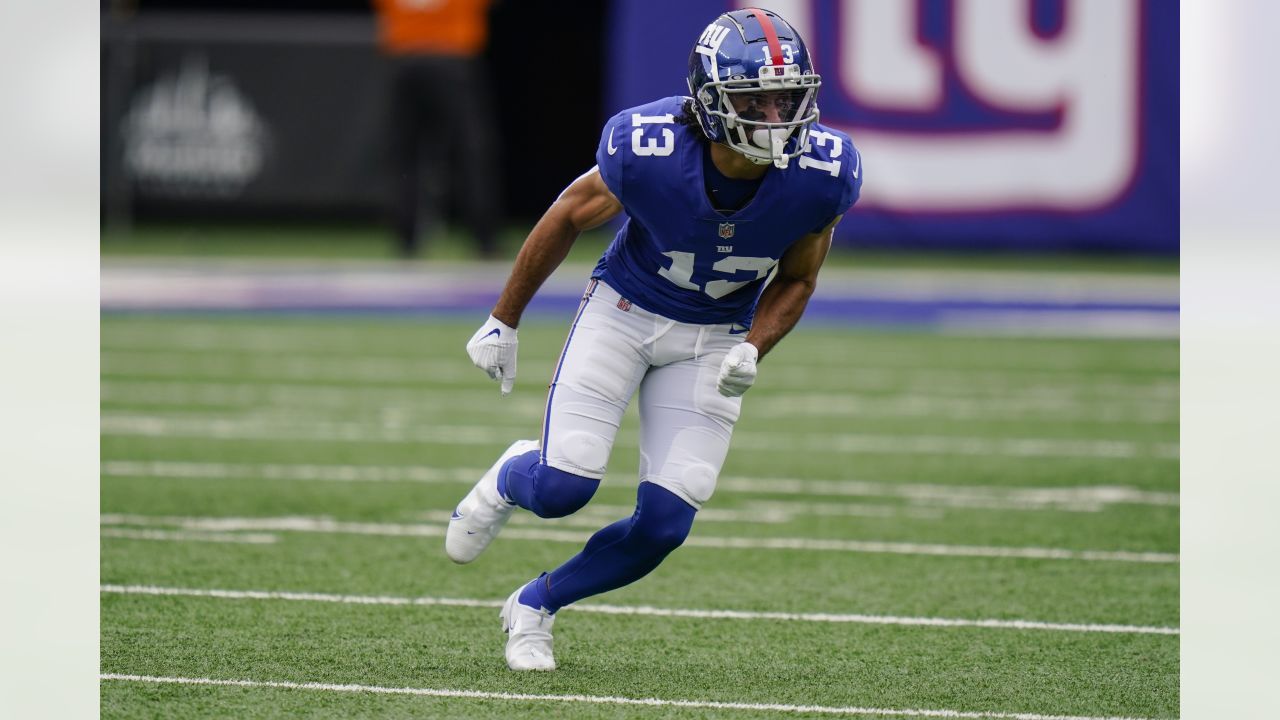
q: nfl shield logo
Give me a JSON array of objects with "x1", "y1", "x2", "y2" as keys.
[{"x1": 718, "y1": 222, "x2": 735, "y2": 239}]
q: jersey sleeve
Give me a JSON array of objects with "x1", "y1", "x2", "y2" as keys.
[
  {"x1": 809, "y1": 140, "x2": 863, "y2": 233},
  {"x1": 837, "y1": 144, "x2": 863, "y2": 215},
  {"x1": 595, "y1": 111, "x2": 629, "y2": 201}
]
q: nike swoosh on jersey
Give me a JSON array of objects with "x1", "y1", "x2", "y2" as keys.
[{"x1": 607, "y1": 127, "x2": 618, "y2": 155}]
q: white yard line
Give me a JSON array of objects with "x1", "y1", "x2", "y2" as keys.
[
  {"x1": 741, "y1": 433, "x2": 1178, "y2": 460},
  {"x1": 101, "y1": 377, "x2": 1179, "y2": 407},
  {"x1": 99, "y1": 584, "x2": 1179, "y2": 636},
  {"x1": 100, "y1": 528, "x2": 277, "y2": 544},
  {"x1": 716, "y1": 476, "x2": 1179, "y2": 511},
  {"x1": 100, "y1": 379, "x2": 1177, "y2": 424},
  {"x1": 98, "y1": 333, "x2": 1179, "y2": 374},
  {"x1": 99, "y1": 351, "x2": 1177, "y2": 398},
  {"x1": 100, "y1": 348, "x2": 1175, "y2": 383},
  {"x1": 97, "y1": 673, "x2": 1164, "y2": 719},
  {"x1": 100, "y1": 459, "x2": 1178, "y2": 512},
  {"x1": 100, "y1": 319, "x2": 1179, "y2": 371},
  {"x1": 417, "y1": 507, "x2": 812, "y2": 527},
  {"x1": 752, "y1": 395, "x2": 1176, "y2": 424},
  {"x1": 101, "y1": 460, "x2": 480, "y2": 484},
  {"x1": 99, "y1": 414, "x2": 1180, "y2": 460},
  {"x1": 100, "y1": 380, "x2": 555, "y2": 415},
  {"x1": 100, "y1": 352, "x2": 476, "y2": 383},
  {"x1": 99, "y1": 514, "x2": 1179, "y2": 564}
]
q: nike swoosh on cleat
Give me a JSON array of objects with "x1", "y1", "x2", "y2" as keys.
[
  {"x1": 607, "y1": 127, "x2": 618, "y2": 155},
  {"x1": 483, "y1": 328, "x2": 500, "y2": 340}
]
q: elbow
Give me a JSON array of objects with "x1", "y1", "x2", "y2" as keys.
[
  {"x1": 568, "y1": 215, "x2": 596, "y2": 235},
  {"x1": 543, "y1": 202, "x2": 586, "y2": 238},
  {"x1": 783, "y1": 274, "x2": 818, "y2": 298},
  {"x1": 552, "y1": 200, "x2": 597, "y2": 236}
]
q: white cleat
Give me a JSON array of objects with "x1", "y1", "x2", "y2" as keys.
[
  {"x1": 444, "y1": 439, "x2": 538, "y2": 564},
  {"x1": 500, "y1": 583, "x2": 556, "y2": 671}
]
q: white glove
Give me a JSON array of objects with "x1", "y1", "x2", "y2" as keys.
[
  {"x1": 717, "y1": 342, "x2": 759, "y2": 397},
  {"x1": 466, "y1": 315, "x2": 519, "y2": 395}
]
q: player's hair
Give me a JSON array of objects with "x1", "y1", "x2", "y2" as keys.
[{"x1": 675, "y1": 98, "x2": 706, "y2": 140}]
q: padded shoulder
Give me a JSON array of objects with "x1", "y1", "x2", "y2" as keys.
[
  {"x1": 595, "y1": 97, "x2": 692, "y2": 201},
  {"x1": 792, "y1": 124, "x2": 862, "y2": 230}
]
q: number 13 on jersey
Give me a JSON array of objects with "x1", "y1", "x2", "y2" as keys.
[
  {"x1": 658, "y1": 251, "x2": 776, "y2": 299},
  {"x1": 632, "y1": 113, "x2": 675, "y2": 157}
]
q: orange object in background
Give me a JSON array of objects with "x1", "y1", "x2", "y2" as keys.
[{"x1": 374, "y1": 0, "x2": 494, "y2": 57}]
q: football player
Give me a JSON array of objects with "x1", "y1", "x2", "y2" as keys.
[{"x1": 447, "y1": 7, "x2": 862, "y2": 671}]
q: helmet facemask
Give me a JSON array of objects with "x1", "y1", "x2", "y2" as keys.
[{"x1": 696, "y1": 64, "x2": 820, "y2": 169}]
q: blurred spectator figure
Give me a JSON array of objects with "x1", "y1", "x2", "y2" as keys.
[{"x1": 375, "y1": 0, "x2": 502, "y2": 258}]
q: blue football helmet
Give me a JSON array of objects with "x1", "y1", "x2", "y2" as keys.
[{"x1": 687, "y1": 7, "x2": 822, "y2": 168}]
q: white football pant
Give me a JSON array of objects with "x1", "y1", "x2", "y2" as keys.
[{"x1": 540, "y1": 279, "x2": 745, "y2": 509}]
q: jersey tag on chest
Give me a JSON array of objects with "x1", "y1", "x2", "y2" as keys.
[{"x1": 718, "y1": 222, "x2": 735, "y2": 239}]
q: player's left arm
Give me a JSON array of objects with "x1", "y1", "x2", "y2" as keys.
[
  {"x1": 746, "y1": 215, "x2": 838, "y2": 359},
  {"x1": 747, "y1": 135, "x2": 860, "y2": 361},
  {"x1": 716, "y1": 216, "x2": 838, "y2": 397}
]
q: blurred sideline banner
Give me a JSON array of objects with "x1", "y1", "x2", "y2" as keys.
[
  {"x1": 102, "y1": 14, "x2": 392, "y2": 220},
  {"x1": 607, "y1": 0, "x2": 1178, "y2": 254}
]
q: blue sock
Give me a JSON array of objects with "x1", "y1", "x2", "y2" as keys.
[
  {"x1": 517, "y1": 572, "x2": 553, "y2": 610},
  {"x1": 495, "y1": 451, "x2": 537, "y2": 503},
  {"x1": 531, "y1": 482, "x2": 696, "y2": 614}
]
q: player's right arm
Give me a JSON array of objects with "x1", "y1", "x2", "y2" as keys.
[
  {"x1": 491, "y1": 166, "x2": 622, "y2": 327},
  {"x1": 466, "y1": 167, "x2": 622, "y2": 394}
]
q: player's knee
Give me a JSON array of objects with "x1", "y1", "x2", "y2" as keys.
[
  {"x1": 548, "y1": 430, "x2": 611, "y2": 477},
  {"x1": 679, "y1": 462, "x2": 718, "y2": 508},
  {"x1": 630, "y1": 513, "x2": 692, "y2": 555},
  {"x1": 529, "y1": 464, "x2": 599, "y2": 518},
  {"x1": 629, "y1": 483, "x2": 697, "y2": 555}
]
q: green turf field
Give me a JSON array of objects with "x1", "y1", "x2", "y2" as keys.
[{"x1": 101, "y1": 314, "x2": 1179, "y2": 719}]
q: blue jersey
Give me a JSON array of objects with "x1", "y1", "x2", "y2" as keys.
[{"x1": 592, "y1": 96, "x2": 862, "y2": 325}]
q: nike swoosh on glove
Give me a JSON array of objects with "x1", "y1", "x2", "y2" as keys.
[
  {"x1": 466, "y1": 315, "x2": 519, "y2": 395},
  {"x1": 717, "y1": 342, "x2": 759, "y2": 397}
]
